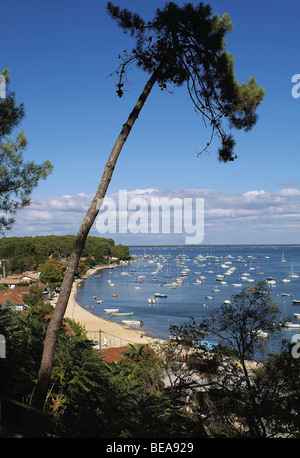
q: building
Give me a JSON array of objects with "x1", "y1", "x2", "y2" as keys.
[{"x1": 0, "y1": 290, "x2": 26, "y2": 311}]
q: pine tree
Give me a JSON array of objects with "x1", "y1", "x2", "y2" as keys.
[{"x1": 32, "y1": 2, "x2": 264, "y2": 410}]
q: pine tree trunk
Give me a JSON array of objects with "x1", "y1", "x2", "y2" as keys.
[{"x1": 31, "y1": 70, "x2": 159, "y2": 410}]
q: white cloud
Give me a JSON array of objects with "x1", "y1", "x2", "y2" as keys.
[{"x1": 5, "y1": 187, "x2": 300, "y2": 244}]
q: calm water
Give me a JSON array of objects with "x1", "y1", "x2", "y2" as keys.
[{"x1": 76, "y1": 245, "x2": 300, "y2": 353}]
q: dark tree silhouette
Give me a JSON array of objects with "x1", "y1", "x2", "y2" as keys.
[{"x1": 32, "y1": 2, "x2": 264, "y2": 409}]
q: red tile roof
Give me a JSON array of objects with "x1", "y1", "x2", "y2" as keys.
[
  {"x1": 101, "y1": 346, "x2": 128, "y2": 363},
  {"x1": 0, "y1": 290, "x2": 24, "y2": 305}
]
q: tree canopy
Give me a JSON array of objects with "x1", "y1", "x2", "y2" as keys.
[{"x1": 107, "y1": 1, "x2": 264, "y2": 161}]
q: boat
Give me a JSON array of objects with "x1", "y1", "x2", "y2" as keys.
[
  {"x1": 293, "y1": 313, "x2": 300, "y2": 319},
  {"x1": 252, "y1": 329, "x2": 269, "y2": 339},
  {"x1": 95, "y1": 300, "x2": 103, "y2": 304},
  {"x1": 281, "y1": 251, "x2": 286, "y2": 263},
  {"x1": 122, "y1": 320, "x2": 144, "y2": 326},
  {"x1": 148, "y1": 298, "x2": 155, "y2": 304},
  {"x1": 292, "y1": 299, "x2": 300, "y2": 304},
  {"x1": 154, "y1": 293, "x2": 168, "y2": 298},
  {"x1": 289, "y1": 263, "x2": 299, "y2": 279},
  {"x1": 112, "y1": 294, "x2": 118, "y2": 297},
  {"x1": 281, "y1": 322, "x2": 300, "y2": 329},
  {"x1": 103, "y1": 308, "x2": 119, "y2": 313},
  {"x1": 110, "y1": 312, "x2": 134, "y2": 317},
  {"x1": 92, "y1": 296, "x2": 97, "y2": 299}
]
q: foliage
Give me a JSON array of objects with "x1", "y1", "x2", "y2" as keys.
[
  {"x1": 0, "y1": 235, "x2": 122, "y2": 274},
  {"x1": 110, "y1": 244, "x2": 130, "y2": 260},
  {"x1": 0, "y1": 69, "x2": 53, "y2": 233},
  {"x1": 107, "y1": 1, "x2": 264, "y2": 161},
  {"x1": 39, "y1": 262, "x2": 64, "y2": 290},
  {"x1": 168, "y1": 282, "x2": 300, "y2": 437}
]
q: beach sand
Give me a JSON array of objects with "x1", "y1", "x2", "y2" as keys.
[{"x1": 64, "y1": 265, "x2": 162, "y2": 348}]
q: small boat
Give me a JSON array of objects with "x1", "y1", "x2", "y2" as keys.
[
  {"x1": 112, "y1": 294, "x2": 118, "y2": 297},
  {"x1": 252, "y1": 329, "x2": 269, "y2": 339},
  {"x1": 103, "y1": 308, "x2": 119, "y2": 313},
  {"x1": 281, "y1": 322, "x2": 300, "y2": 329},
  {"x1": 110, "y1": 312, "x2": 134, "y2": 317},
  {"x1": 122, "y1": 320, "x2": 144, "y2": 326},
  {"x1": 92, "y1": 296, "x2": 97, "y2": 299},
  {"x1": 95, "y1": 300, "x2": 103, "y2": 304},
  {"x1": 154, "y1": 293, "x2": 168, "y2": 298},
  {"x1": 289, "y1": 263, "x2": 299, "y2": 279},
  {"x1": 148, "y1": 298, "x2": 155, "y2": 304},
  {"x1": 205, "y1": 296, "x2": 214, "y2": 300},
  {"x1": 293, "y1": 313, "x2": 300, "y2": 320},
  {"x1": 292, "y1": 300, "x2": 300, "y2": 305}
]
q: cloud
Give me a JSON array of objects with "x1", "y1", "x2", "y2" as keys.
[{"x1": 5, "y1": 187, "x2": 300, "y2": 244}]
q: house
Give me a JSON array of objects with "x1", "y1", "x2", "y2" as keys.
[{"x1": 0, "y1": 290, "x2": 26, "y2": 311}]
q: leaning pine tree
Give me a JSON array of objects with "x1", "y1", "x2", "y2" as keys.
[{"x1": 32, "y1": 2, "x2": 264, "y2": 409}]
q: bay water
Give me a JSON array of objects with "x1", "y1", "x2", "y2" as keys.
[{"x1": 76, "y1": 245, "x2": 300, "y2": 354}]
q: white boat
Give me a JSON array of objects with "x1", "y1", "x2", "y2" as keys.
[
  {"x1": 148, "y1": 298, "x2": 155, "y2": 304},
  {"x1": 281, "y1": 322, "x2": 300, "y2": 329},
  {"x1": 122, "y1": 320, "x2": 144, "y2": 326},
  {"x1": 103, "y1": 308, "x2": 119, "y2": 313},
  {"x1": 252, "y1": 329, "x2": 270, "y2": 339},
  {"x1": 232, "y1": 283, "x2": 242, "y2": 287},
  {"x1": 292, "y1": 299, "x2": 300, "y2": 305},
  {"x1": 289, "y1": 263, "x2": 299, "y2": 279},
  {"x1": 281, "y1": 251, "x2": 286, "y2": 263},
  {"x1": 95, "y1": 300, "x2": 103, "y2": 304},
  {"x1": 293, "y1": 313, "x2": 300, "y2": 319}
]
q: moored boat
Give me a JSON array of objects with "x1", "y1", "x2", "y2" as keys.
[
  {"x1": 122, "y1": 320, "x2": 144, "y2": 326},
  {"x1": 110, "y1": 312, "x2": 134, "y2": 317}
]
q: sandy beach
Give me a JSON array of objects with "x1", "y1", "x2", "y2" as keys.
[{"x1": 64, "y1": 265, "x2": 161, "y2": 348}]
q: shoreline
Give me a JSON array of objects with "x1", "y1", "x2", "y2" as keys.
[{"x1": 64, "y1": 264, "x2": 163, "y2": 348}]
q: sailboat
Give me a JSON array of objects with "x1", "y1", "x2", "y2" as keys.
[
  {"x1": 289, "y1": 263, "x2": 299, "y2": 279},
  {"x1": 281, "y1": 251, "x2": 286, "y2": 263}
]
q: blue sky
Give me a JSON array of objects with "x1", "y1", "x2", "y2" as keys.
[{"x1": 1, "y1": 0, "x2": 300, "y2": 244}]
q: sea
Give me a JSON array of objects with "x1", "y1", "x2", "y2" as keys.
[{"x1": 76, "y1": 245, "x2": 300, "y2": 355}]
